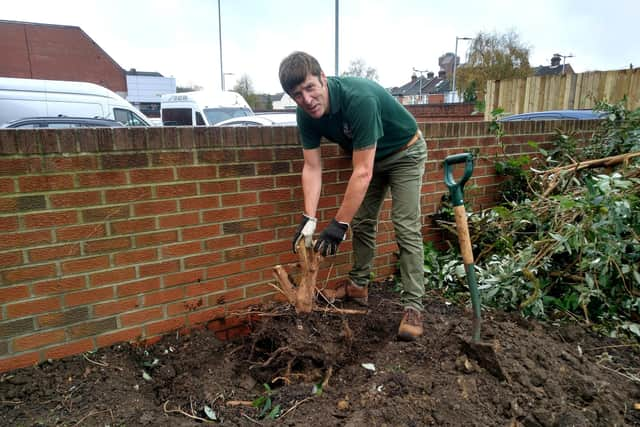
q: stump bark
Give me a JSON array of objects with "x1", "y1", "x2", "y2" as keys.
[{"x1": 272, "y1": 241, "x2": 322, "y2": 313}]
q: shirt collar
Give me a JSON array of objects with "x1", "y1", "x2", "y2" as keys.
[{"x1": 327, "y1": 77, "x2": 341, "y2": 115}]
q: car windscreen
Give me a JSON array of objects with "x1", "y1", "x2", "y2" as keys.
[{"x1": 203, "y1": 107, "x2": 253, "y2": 125}]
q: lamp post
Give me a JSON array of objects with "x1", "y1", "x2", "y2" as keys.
[
  {"x1": 553, "y1": 53, "x2": 574, "y2": 74},
  {"x1": 335, "y1": 0, "x2": 339, "y2": 76},
  {"x1": 452, "y1": 36, "x2": 472, "y2": 101},
  {"x1": 218, "y1": 0, "x2": 224, "y2": 90}
]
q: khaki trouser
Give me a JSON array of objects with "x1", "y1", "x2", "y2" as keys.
[{"x1": 349, "y1": 132, "x2": 428, "y2": 311}]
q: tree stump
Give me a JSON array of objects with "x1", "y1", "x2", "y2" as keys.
[{"x1": 272, "y1": 241, "x2": 322, "y2": 314}]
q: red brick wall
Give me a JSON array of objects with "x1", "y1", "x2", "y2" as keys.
[
  {"x1": 0, "y1": 21, "x2": 126, "y2": 93},
  {"x1": 0, "y1": 120, "x2": 600, "y2": 372},
  {"x1": 407, "y1": 103, "x2": 482, "y2": 122}
]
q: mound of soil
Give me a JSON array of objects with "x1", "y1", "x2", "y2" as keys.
[{"x1": 2, "y1": 281, "x2": 639, "y2": 426}]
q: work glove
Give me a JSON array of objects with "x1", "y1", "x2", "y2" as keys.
[
  {"x1": 314, "y1": 219, "x2": 349, "y2": 257},
  {"x1": 292, "y1": 214, "x2": 317, "y2": 253}
]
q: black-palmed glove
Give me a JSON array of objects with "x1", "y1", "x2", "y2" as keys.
[
  {"x1": 314, "y1": 219, "x2": 349, "y2": 257},
  {"x1": 292, "y1": 214, "x2": 317, "y2": 253}
]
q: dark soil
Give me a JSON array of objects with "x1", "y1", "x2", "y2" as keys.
[{"x1": 2, "y1": 281, "x2": 640, "y2": 426}]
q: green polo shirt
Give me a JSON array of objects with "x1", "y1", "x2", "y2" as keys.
[{"x1": 296, "y1": 76, "x2": 418, "y2": 160}]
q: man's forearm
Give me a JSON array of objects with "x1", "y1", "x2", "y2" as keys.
[
  {"x1": 302, "y1": 164, "x2": 322, "y2": 217},
  {"x1": 335, "y1": 168, "x2": 372, "y2": 223}
]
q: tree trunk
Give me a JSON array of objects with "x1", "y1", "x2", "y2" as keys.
[{"x1": 272, "y1": 241, "x2": 322, "y2": 314}]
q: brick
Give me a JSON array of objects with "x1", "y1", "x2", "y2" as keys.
[
  {"x1": 95, "y1": 327, "x2": 143, "y2": 348},
  {"x1": 161, "y1": 241, "x2": 202, "y2": 258},
  {"x1": 84, "y1": 237, "x2": 132, "y2": 254},
  {"x1": 177, "y1": 166, "x2": 217, "y2": 180},
  {"x1": 242, "y1": 229, "x2": 276, "y2": 245},
  {"x1": 135, "y1": 231, "x2": 178, "y2": 248},
  {"x1": 180, "y1": 196, "x2": 219, "y2": 211},
  {"x1": 0, "y1": 158, "x2": 41, "y2": 177},
  {"x1": 239, "y1": 177, "x2": 276, "y2": 192},
  {"x1": 78, "y1": 171, "x2": 127, "y2": 188},
  {"x1": 44, "y1": 156, "x2": 97, "y2": 173},
  {"x1": 167, "y1": 297, "x2": 204, "y2": 316},
  {"x1": 0, "y1": 251, "x2": 23, "y2": 268},
  {"x1": 0, "y1": 352, "x2": 40, "y2": 374},
  {"x1": 151, "y1": 151, "x2": 193, "y2": 167},
  {"x1": 0, "y1": 285, "x2": 30, "y2": 304},
  {"x1": 82, "y1": 205, "x2": 130, "y2": 223},
  {"x1": 44, "y1": 338, "x2": 94, "y2": 361},
  {"x1": 200, "y1": 180, "x2": 237, "y2": 194},
  {"x1": 14, "y1": 329, "x2": 66, "y2": 352},
  {"x1": 49, "y1": 191, "x2": 101, "y2": 208},
  {"x1": 139, "y1": 260, "x2": 180, "y2": 277},
  {"x1": 129, "y1": 168, "x2": 174, "y2": 184},
  {"x1": 68, "y1": 317, "x2": 117, "y2": 339},
  {"x1": 164, "y1": 270, "x2": 204, "y2": 288},
  {"x1": 105, "y1": 187, "x2": 152, "y2": 204},
  {"x1": 182, "y1": 224, "x2": 222, "y2": 241},
  {"x1": 113, "y1": 248, "x2": 157, "y2": 266},
  {"x1": 143, "y1": 287, "x2": 184, "y2": 306},
  {"x1": 24, "y1": 210, "x2": 78, "y2": 229},
  {"x1": 222, "y1": 219, "x2": 259, "y2": 234},
  {"x1": 198, "y1": 149, "x2": 235, "y2": 164},
  {"x1": 0, "y1": 230, "x2": 52, "y2": 250},
  {"x1": 209, "y1": 288, "x2": 244, "y2": 306},
  {"x1": 221, "y1": 192, "x2": 257, "y2": 207},
  {"x1": 111, "y1": 218, "x2": 156, "y2": 235},
  {"x1": 90, "y1": 267, "x2": 136, "y2": 287},
  {"x1": 120, "y1": 307, "x2": 163, "y2": 326},
  {"x1": 57, "y1": 223, "x2": 106, "y2": 242},
  {"x1": 2, "y1": 263, "x2": 57, "y2": 284},
  {"x1": 206, "y1": 261, "x2": 242, "y2": 279},
  {"x1": 188, "y1": 307, "x2": 225, "y2": 326},
  {"x1": 158, "y1": 212, "x2": 200, "y2": 228},
  {"x1": 38, "y1": 307, "x2": 89, "y2": 328},
  {"x1": 226, "y1": 271, "x2": 262, "y2": 289},
  {"x1": 219, "y1": 163, "x2": 255, "y2": 178},
  {"x1": 146, "y1": 317, "x2": 185, "y2": 337},
  {"x1": 259, "y1": 189, "x2": 292, "y2": 203},
  {"x1": 18, "y1": 175, "x2": 74, "y2": 193},
  {"x1": 33, "y1": 276, "x2": 86, "y2": 296},
  {"x1": 117, "y1": 277, "x2": 161, "y2": 297},
  {"x1": 244, "y1": 255, "x2": 279, "y2": 271},
  {"x1": 102, "y1": 153, "x2": 148, "y2": 169},
  {"x1": 256, "y1": 161, "x2": 290, "y2": 175},
  {"x1": 225, "y1": 246, "x2": 260, "y2": 261},
  {"x1": 185, "y1": 279, "x2": 225, "y2": 297},
  {"x1": 0, "y1": 197, "x2": 16, "y2": 213},
  {"x1": 204, "y1": 235, "x2": 241, "y2": 251},
  {"x1": 0, "y1": 216, "x2": 19, "y2": 232},
  {"x1": 156, "y1": 183, "x2": 197, "y2": 199},
  {"x1": 246, "y1": 283, "x2": 276, "y2": 298},
  {"x1": 133, "y1": 200, "x2": 177, "y2": 217},
  {"x1": 65, "y1": 287, "x2": 114, "y2": 307},
  {"x1": 29, "y1": 244, "x2": 81, "y2": 262},
  {"x1": 0, "y1": 318, "x2": 34, "y2": 338},
  {"x1": 61, "y1": 255, "x2": 109, "y2": 274},
  {"x1": 6, "y1": 297, "x2": 61, "y2": 318},
  {"x1": 94, "y1": 297, "x2": 139, "y2": 317},
  {"x1": 184, "y1": 252, "x2": 223, "y2": 269},
  {"x1": 16, "y1": 195, "x2": 47, "y2": 212}
]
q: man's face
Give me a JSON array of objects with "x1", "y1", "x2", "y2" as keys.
[{"x1": 290, "y1": 73, "x2": 329, "y2": 119}]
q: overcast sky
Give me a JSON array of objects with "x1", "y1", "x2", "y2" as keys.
[{"x1": 4, "y1": 0, "x2": 639, "y2": 94}]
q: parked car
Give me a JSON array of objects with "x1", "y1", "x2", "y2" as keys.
[
  {"x1": 498, "y1": 109, "x2": 606, "y2": 122},
  {"x1": 161, "y1": 90, "x2": 253, "y2": 126},
  {"x1": 215, "y1": 113, "x2": 297, "y2": 127},
  {"x1": 1, "y1": 116, "x2": 124, "y2": 129},
  {"x1": 0, "y1": 77, "x2": 151, "y2": 127}
]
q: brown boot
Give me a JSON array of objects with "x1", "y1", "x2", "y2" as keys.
[
  {"x1": 323, "y1": 279, "x2": 368, "y2": 306},
  {"x1": 397, "y1": 307, "x2": 423, "y2": 341}
]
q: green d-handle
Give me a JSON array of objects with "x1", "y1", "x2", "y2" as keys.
[{"x1": 444, "y1": 153, "x2": 474, "y2": 207}]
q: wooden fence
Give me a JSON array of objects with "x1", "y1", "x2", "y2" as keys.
[{"x1": 485, "y1": 68, "x2": 640, "y2": 120}]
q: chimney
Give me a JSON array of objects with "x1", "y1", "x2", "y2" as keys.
[
  {"x1": 438, "y1": 70, "x2": 446, "y2": 78},
  {"x1": 427, "y1": 71, "x2": 434, "y2": 79},
  {"x1": 551, "y1": 55, "x2": 561, "y2": 67},
  {"x1": 411, "y1": 73, "x2": 417, "y2": 82}
]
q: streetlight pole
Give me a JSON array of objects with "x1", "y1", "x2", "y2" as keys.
[
  {"x1": 452, "y1": 36, "x2": 472, "y2": 101},
  {"x1": 553, "y1": 53, "x2": 575, "y2": 74},
  {"x1": 335, "y1": 0, "x2": 339, "y2": 76},
  {"x1": 218, "y1": 0, "x2": 225, "y2": 90}
]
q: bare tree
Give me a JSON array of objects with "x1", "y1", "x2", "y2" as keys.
[
  {"x1": 341, "y1": 58, "x2": 379, "y2": 81},
  {"x1": 232, "y1": 74, "x2": 257, "y2": 108}
]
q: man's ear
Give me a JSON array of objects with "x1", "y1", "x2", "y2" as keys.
[{"x1": 320, "y1": 72, "x2": 327, "y2": 87}]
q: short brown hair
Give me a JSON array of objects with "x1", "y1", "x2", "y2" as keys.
[{"x1": 279, "y1": 51, "x2": 324, "y2": 95}]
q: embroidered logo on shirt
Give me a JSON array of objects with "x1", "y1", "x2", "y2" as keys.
[{"x1": 342, "y1": 122, "x2": 353, "y2": 140}]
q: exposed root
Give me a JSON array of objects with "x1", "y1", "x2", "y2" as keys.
[{"x1": 163, "y1": 400, "x2": 215, "y2": 423}]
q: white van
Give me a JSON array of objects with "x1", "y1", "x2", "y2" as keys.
[
  {"x1": 0, "y1": 77, "x2": 151, "y2": 127},
  {"x1": 160, "y1": 90, "x2": 253, "y2": 126}
]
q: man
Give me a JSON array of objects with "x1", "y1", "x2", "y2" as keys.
[{"x1": 279, "y1": 51, "x2": 427, "y2": 341}]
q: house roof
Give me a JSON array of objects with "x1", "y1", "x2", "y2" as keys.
[
  {"x1": 534, "y1": 63, "x2": 574, "y2": 76},
  {"x1": 390, "y1": 75, "x2": 450, "y2": 96}
]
